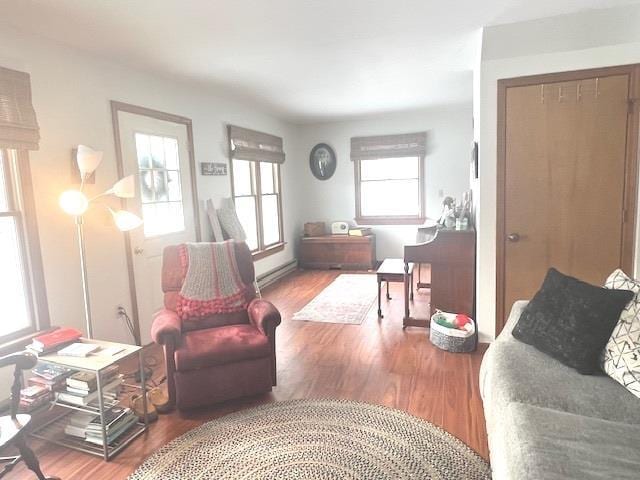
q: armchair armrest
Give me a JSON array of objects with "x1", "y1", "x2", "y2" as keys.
[
  {"x1": 248, "y1": 299, "x2": 281, "y2": 336},
  {"x1": 151, "y1": 309, "x2": 183, "y2": 345},
  {"x1": 0, "y1": 351, "x2": 37, "y2": 370}
]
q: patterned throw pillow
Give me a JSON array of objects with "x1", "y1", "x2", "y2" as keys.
[
  {"x1": 217, "y1": 197, "x2": 247, "y2": 242},
  {"x1": 206, "y1": 199, "x2": 225, "y2": 241},
  {"x1": 602, "y1": 269, "x2": 640, "y2": 398}
]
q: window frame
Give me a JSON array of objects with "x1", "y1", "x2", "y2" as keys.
[
  {"x1": 0, "y1": 149, "x2": 50, "y2": 350},
  {"x1": 354, "y1": 154, "x2": 426, "y2": 225},
  {"x1": 229, "y1": 158, "x2": 285, "y2": 260}
]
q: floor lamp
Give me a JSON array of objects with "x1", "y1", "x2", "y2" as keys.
[{"x1": 59, "y1": 145, "x2": 143, "y2": 339}]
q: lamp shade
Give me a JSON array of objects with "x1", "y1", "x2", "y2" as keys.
[
  {"x1": 107, "y1": 175, "x2": 136, "y2": 198},
  {"x1": 59, "y1": 190, "x2": 89, "y2": 216},
  {"x1": 110, "y1": 209, "x2": 143, "y2": 232},
  {"x1": 76, "y1": 145, "x2": 103, "y2": 177}
]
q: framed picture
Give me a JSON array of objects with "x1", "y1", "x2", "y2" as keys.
[{"x1": 309, "y1": 143, "x2": 337, "y2": 180}]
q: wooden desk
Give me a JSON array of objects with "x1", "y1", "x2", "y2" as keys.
[
  {"x1": 299, "y1": 234, "x2": 376, "y2": 270},
  {"x1": 403, "y1": 226, "x2": 475, "y2": 328}
]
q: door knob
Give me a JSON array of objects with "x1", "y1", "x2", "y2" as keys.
[
  {"x1": 134, "y1": 247, "x2": 144, "y2": 255},
  {"x1": 507, "y1": 233, "x2": 520, "y2": 242}
]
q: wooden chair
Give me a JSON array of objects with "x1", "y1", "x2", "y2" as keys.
[{"x1": 0, "y1": 352, "x2": 58, "y2": 480}]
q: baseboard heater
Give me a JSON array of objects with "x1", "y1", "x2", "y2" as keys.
[{"x1": 256, "y1": 259, "x2": 298, "y2": 290}]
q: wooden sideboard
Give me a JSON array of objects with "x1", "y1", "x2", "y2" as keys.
[{"x1": 299, "y1": 235, "x2": 376, "y2": 270}]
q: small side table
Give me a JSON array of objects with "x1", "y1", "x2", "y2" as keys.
[
  {"x1": 376, "y1": 259, "x2": 414, "y2": 318},
  {"x1": 29, "y1": 338, "x2": 148, "y2": 461}
]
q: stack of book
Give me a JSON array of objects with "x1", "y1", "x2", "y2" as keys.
[
  {"x1": 56, "y1": 365, "x2": 122, "y2": 407},
  {"x1": 27, "y1": 328, "x2": 82, "y2": 355},
  {"x1": 31, "y1": 363, "x2": 73, "y2": 390},
  {"x1": 64, "y1": 411, "x2": 96, "y2": 439},
  {"x1": 19, "y1": 384, "x2": 53, "y2": 412},
  {"x1": 85, "y1": 406, "x2": 137, "y2": 446}
]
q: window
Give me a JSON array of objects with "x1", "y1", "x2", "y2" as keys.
[
  {"x1": 352, "y1": 132, "x2": 426, "y2": 224},
  {"x1": 231, "y1": 159, "x2": 283, "y2": 255},
  {"x1": 0, "y1": 149, "x2": 47, "y2": 342},
  {"x1": 228, "y1": 125, "x2": 285, "y2": 259},
  {"x1": 134, "y1": 133, "x2": 185, "y2": 237}
]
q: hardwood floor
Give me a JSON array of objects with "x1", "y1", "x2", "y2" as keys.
[{"x1": 11, "y1": 269, "x2": 489, "y2": 479}]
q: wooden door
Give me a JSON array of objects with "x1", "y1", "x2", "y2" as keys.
[{"x1": 498, "y1": 68, "x2": 639, "y2": 334}]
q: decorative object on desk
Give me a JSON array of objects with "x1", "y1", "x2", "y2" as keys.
[
  {"x1": 200, "y1": 162, "x2": 227, "y2": 176},
  {"x1": 292, "y1": 274, "x2": 377, "y2": 325},
  {"x1": 128, "y1": 399, "x2": 491, "y2": 480},
  {"x1": 430, "y1": 310, "x2": 477, "y2": 353},
  {"x1": 0, "y1": 351, "x2": 60, "y2": 480},
  {"x1": 59, "y1": 145, "x2": 143, "y2": 339},
  {"x1": 438, "y1": 196, "x2": 455, "y2": 228},
  {"x1": 303, "y1": 221, "x2": 325, "y2": 237},
  {"x1": 309, "y1": 143, "x2": 336, "y2": 180},
  {"x1": 330, "y1": 221, "x2": 349, "y2": 235}
]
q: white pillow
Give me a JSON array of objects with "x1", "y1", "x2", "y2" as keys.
[
  {"x1": 217, "y1": 197, "x2": 247, "y2": 242},
  {"x1": 602, "y1": 269, "x2": 640, "y2": 398},
  {"x1": 206, "y1": 199, "x2": 225, "y2": 241}
]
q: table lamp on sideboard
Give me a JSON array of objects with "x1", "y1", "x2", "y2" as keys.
[{"x1": 59, "y1": 145, "x2": 142, "y2": 339}]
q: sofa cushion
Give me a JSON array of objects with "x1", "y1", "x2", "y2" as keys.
[
  {"x1": 602, "y1": 269, "x2": 640, "y2": 399},
  {"x1": 512, "y1": 268, "x2": 633, "y2": 374},
  {"x1": 482, "y1": 336, "x2": 640, "y2": 424},
  {"x1": 175, "y1": 324, "x2": 270, "y2": 372},
  {"x1": 489, "y1": 402, "x2": 640, "y2": 480}
]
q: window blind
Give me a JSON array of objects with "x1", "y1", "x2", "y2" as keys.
[
  {"x1": 0, "y1": 66, "x2": 40, "y2": 150},
  {"x1": 351, "y1": 131, "x2": 426, "y2": 161},
  {"x1": 228, "y1": 125, "x2": 285, "y2": 164}
]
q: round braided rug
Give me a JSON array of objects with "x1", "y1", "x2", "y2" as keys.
[{"x1": 129, "y1": 399, "x2": 491, "y2": 480}]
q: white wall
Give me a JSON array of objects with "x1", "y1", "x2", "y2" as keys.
[
  {"x1": 293, "y1": 106, "x2": 473, "y2": 259},
  {"x1": 0, "y1": 26, "x2": 300, "y2": 347},
  {"x1": 476, "y1": 6, "x2": 640, "y2": 341}
]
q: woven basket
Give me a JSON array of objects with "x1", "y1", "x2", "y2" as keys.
[{"x1": 430, "y1": 315, "x2": 476, "y2": 353}]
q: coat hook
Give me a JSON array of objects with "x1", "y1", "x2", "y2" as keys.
[
  {"x1": 558, "y1": 86, "x2": 564, "y2": 102},
  {"x1": 577, "y1": 82, "x2": 582, "y2": 101},
  {"x1": 540, "y1": 85, "x2": 545, "y2": 104},
  {"x1": 596, "y1": 78, "x2": 600, "y2": 97}
]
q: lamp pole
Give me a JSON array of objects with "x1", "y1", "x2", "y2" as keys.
[{"x1": 75, "y1": 215, "x2": 93, "y2": 339}]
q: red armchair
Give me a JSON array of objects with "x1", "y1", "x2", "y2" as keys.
[{"x1": 151, "y1": 242, "x2": 281, "y2": 410}]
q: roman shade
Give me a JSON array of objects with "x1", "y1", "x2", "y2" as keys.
[
  {"x1": 228, "y1": 125, "x2": 285, "y2": 164},
  {"x1": 0, "y1": 66, "x2": 40, "y2": 150},
  {"x1": 351, "y1": 132, "x2": 426, "y2": 161}
]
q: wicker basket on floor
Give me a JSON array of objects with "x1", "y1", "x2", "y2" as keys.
[{"x1": 430, "y1": 314, "x2": 477, "y2": 353}]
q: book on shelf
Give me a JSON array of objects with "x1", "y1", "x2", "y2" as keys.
[
  {"x1": 86, "y1": 406, "x2": 131, "y2": 432},
  {"x1": 56, "y1": 375, "x2": 123, "y2": 406},
  {"x1": 65, "y1": 365, "x2": 119, "y2": 392},
  {"x1": 348, "y1": 227, "x2": 372, "y2": 236},
  {"x1": 30, "y1": 327, "x2": 82, "y2": 353},
  {"x1": 19, "y1": 384, "x2": 53, "y2": 413},
  {"x1": 31, "y1": 363, "x2": 73, "y2": 382},
  {"x1": 85, "y1": 412, "x2": 137, "y2": 446},
  {"x1": 64, "y1": 411, "x2": 96, "y2": 439},
  {"x1": 28, "y1": 375, "x2": 66, "y2": 392},
  {"x1": 57, "y1": 342, "x2": 101, "y2": 357}
]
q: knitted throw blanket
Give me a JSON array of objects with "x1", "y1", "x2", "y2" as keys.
[{"x1": 176, "y1": 241, "x2": 249, "y2": 319}]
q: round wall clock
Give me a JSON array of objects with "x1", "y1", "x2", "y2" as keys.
[{"x1": 309, "y1": 143, "x2": 337, "y2": 180}]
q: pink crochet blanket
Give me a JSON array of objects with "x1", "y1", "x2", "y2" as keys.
[{"x1": 175, "y1": 241, "x2": 250, "y2": 319}]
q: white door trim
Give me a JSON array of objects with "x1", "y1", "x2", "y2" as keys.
[{"x1": 111, "y1": 101, "x2": 201, "y2": 345}]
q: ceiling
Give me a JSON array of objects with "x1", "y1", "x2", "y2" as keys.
[{"x1": 2, "y1": 0, "x2": 638, "y2": 123}]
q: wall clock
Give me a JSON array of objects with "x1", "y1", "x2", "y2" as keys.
[{"x1": 309, "y1": 143, "x2": 337, "y2": 180}]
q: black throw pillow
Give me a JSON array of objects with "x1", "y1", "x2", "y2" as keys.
[{"x1": 512, "y1": 268, "x2": 633, "y2": 374}]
